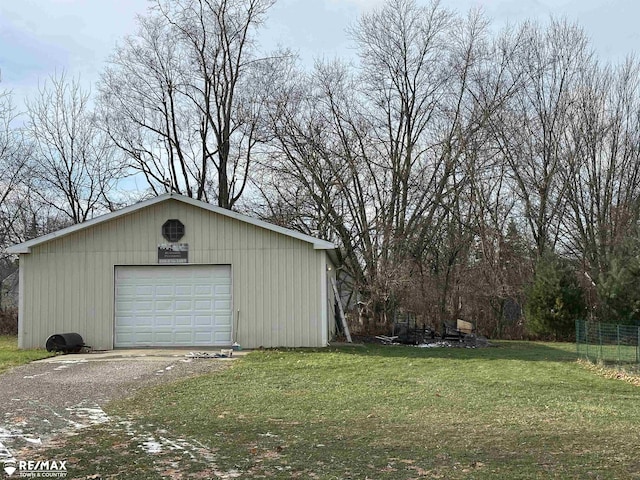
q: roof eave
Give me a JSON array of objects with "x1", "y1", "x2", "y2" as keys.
[
  {"x1": 313, "y1": 241, "x2": 336, "y2": 250},
  {"x1": 5, "y1": 246, "x2": 30, "y2": 254},
  {"x1": 6, "y1": 193, "x2": 336, "y2": 254}
]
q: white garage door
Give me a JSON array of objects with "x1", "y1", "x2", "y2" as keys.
[{"x1": 114, "y1": 265, "x2": 232, "y2": 347}]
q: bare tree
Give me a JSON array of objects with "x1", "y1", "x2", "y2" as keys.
[
  {"x1": 261, "y1": 1, "x2": 507, "y2": 328},
  {"x1": 562, "y1": 58, "x2": 640, "y2": 273},
  {"x1": 25, "y1": 72, "x2": 123, "y2": 224},
  {"x1": 0, "y1": 90, "x2": 28, "y2": 240},
  {"x1": 488, "y1": 19, "x2": 592, "y2": 258},
  {"x1": 0, "y1": 90, "x2": 30, "y2": 310},
  {"x1": 99, "y1": 0, "x2": 279, "y2": 208}
]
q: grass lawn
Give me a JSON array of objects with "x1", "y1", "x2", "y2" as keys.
[
  {"x1": 0, "y1": 335, "x2": 54, "y2": 373},
  {"x1": 41, "y1": 341, "x2": 640, "y2": 479}
]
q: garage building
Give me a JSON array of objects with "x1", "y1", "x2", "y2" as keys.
[{"x1": 7, "y1": 194, "x2": 337, "y2": 350}]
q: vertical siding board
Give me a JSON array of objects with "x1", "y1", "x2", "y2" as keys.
[
  {"x1": 279, "y1": 248, "x2": 286, "y2": 346},
  {"x1": 309, "y1": 251, "x2": 317, "y2": 346},
  {"x1": 41, "y1": 256, "x2": 49, "y2": 346},
  {"x1": 290, "y1": 248, "x2": 298, "y2": 346},
  {"x1": 266, "y1": 248, "x2": 273, "y2": 347},
  {"x1": 301, "y1": 249, "x2": 310, "y2": 346},
  {"x1": 24, "y1": 255, "x2": 31, "y2": 347},
  {"x1": 29, "y1": 254, "x2": 35, "y2": 346},
  {"x1": 22, "y1": 256, "x2": 32, "y2": 347},
  {"x1": 248, "y1": 249, "x2": 259, "y2": 347},
  {"x1": 193, "y1": 205, "x2": 201, "y2": 263},
  {"x1": 296, "y1": 250, "x2": 305, "y2": 346},
  {"x1": 70, "y1": 251, "x2": 80, "y2": 332},
  {"x1": 314, "y1": 251, "x2": 322, "y2": 347},
  {"x1": 55, "y1": 253, "x2": 65, "y2": 334},
  {"x1": 283, "y1": 248, "x2": 291, "y2": 346},
  {"x1": 308, "y1": 249, "x2": 316, "y2": 346},
  {"x1": 241, "y1": 246, "x2": 250, "y2": 346},
  {"x1": 271, "y1": 247, "x2": 278, "y2": 347},
  {"x1": 305, "y1": 249, "x2": 313, "y2": 346},
  {"x1": 255, "y1": 248, "x2": 263, "y2": 347},
  {"x1": 103, "y1": 253, "x2": 113, "y2": 348},
  {"x1": 24, "y1": 255, "x2": 33, "y2": 347}
]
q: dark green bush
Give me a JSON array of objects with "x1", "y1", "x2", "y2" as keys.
[{"x1": 526, "y1": 255, "x2": 585, "y2": 340}]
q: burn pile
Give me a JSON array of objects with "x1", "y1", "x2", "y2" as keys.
[{"x1": 371, "y1": 315, "x2": 491, "y2": 348}]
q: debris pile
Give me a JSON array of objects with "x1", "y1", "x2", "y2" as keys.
[
  {"x1": 185, "y1": 350, "x2": 233, "y2": 359},
  {"x1": 372, "y1": 333, "x2": 491, "y2": 348}
]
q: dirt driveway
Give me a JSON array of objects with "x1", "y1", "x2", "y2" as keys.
[{"x1": 0, "y1": 352, "x2": 233, "y2": 465}]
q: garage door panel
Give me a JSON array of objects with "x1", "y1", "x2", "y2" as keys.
[
  {"x1": 215, "y1": 299, "x2": 231, "y2": 310},
  {"x1": 115, "y1": 316, "x2": 136, "y2": 327},
  {"x1": 155, "y1": 285, "x2": 174, "y2": 296},
  {"x1": 127, "y1": 316, "x2": 154, "y2": 326},
  {"x1": 214, "y1": 314, "x2": 232, "y2": 326},
  {"x1": 115, "y1": 300, "x2": 134, "y2": 312},
  {"x1": 194, "y1": 286, "x2": 212, "y2": 296},
  {"x1": 175, "y1": 300, "x2": 193, "y2": 311},
  {"x1": 215, "y1": 285, "x2": 231, "y2": 295},
  {"x1": 194, "y1": 299, "x2": 213, "y2": 310},
  {"x1": 155, "y1": 316, "x2": 174, "y2": 326},
  {"x1": 135, "y1": 285, "x2": 154, "y2": 295},
  {"x1": 175, "y1": 316, "x2": 193, "y2": 326},
  {"x1": 151, "y1": 329, "x2": 176, "y2": 346},
  {"x1": 193, "y1": 331, "x2": 213, "y2": 343},
  {"x1": 194, "y1": 316, "x2": 213, "y2": 326},
  {"x1": 116, "y1": 285, "x2": 136, "y2": 297},
  {"x1": 135, "y1": 301, "x2": 154, "y2": 312},
  {"x1": 155, "y1": 300, "x2": 174, "y2": 312},
  {"x1": 175, "y1": 285, "x2": 193, "y2": 296},
  {"x1": 173, "y1": 331, "x2": 193, "y2": 343},
  {"x1": 214, "y1": 330, "x2": 231, "y2": 343},
  {"x1": 115, "y1": 265, "x2": 232, "y2": 347},
  {"x1": 134, "y1": 331, "x2": 154, "y2": 343}
]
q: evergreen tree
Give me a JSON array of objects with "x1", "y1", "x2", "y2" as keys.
[
  {"x1": 597, "y1": 254, "x2": 640, "y2": 325},
  {"x1": 526, "y1": 255, "x2": 585, "y2": 339}
]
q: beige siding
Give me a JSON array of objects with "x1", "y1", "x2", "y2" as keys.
[{"x1": 20, "y1": 199, "x2": 328, "y2": 349}]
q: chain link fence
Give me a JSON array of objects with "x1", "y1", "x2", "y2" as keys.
[{"x1": 576, "y1": 319, "x2": 640, "y2": 367}]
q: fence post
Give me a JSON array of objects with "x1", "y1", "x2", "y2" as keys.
[
  {"x1": 585, "y1": 321, "x2": 589, "y2": 360},
  {"x1": 599, "y1": 322, "x2": 603, "y2": 361},
  {"x1": 617, "y1": 324, "x2": 620, "y2": 363},
  {"x1": 637, "y1": 327, "x2": 640, "y2": 365}
]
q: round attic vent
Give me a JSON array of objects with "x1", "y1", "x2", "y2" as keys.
[{"x1": 162, "y1": 219, "x2": 185, "y2": 242}]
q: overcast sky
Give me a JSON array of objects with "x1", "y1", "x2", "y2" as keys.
[{"x1": 1, "y1": 0, "x2": 639, "y2": 107}]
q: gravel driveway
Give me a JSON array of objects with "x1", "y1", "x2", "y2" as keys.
[{"x1": 0, "y1": 353, "x2": 232, "y2": 464}]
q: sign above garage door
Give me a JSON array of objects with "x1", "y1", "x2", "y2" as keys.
[
  {"x1": 157, "y1": 243, "x2": 189, "y2": 264},
  {"x1": 114, "y1": 265, "x2": 232, "y2": 347}
]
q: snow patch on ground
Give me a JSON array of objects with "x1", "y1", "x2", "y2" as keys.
[
  {"x1": 50, "y1": 359, "x2": 88, "y2": 365},
  {"x1": 66, "y1": 405, "x2": 110, "y2": 427},
  {"x1": 142, "y1": 438, "x2": 163, "y2": 454},
  {"x1": 138, "y1": 433, "x2": 215, "y2": 461},
  {"x1": 0, "y1": 437, "x2": 15, "y2": 462},
  {"x1": 23, "y1": 372, "x2": 50, "y2": 379},
  {"x1": 418, "y1": 342, "x2": 455, "y2": 348},
  {"x1": 0, "y1": 427, "x2": 43, "y2": 463}
]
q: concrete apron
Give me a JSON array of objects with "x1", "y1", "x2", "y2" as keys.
[{"x1": 36, "y1": 348, "x2": 250, "y2": 363}]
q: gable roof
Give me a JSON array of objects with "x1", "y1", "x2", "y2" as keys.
[{"x1": 6, "y1": 193, "x2": 335, "y2": 254}]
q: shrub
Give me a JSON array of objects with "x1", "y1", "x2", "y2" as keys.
[
  {"x1": 526, "y1": 255, "x2": 585, "y2": 340},
  {"x1": 597, "y1": 256, "x2": 640, "y2": 325},
  {"x1": 0, "y1": 308, "x2": 18, "y2": 335}
]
